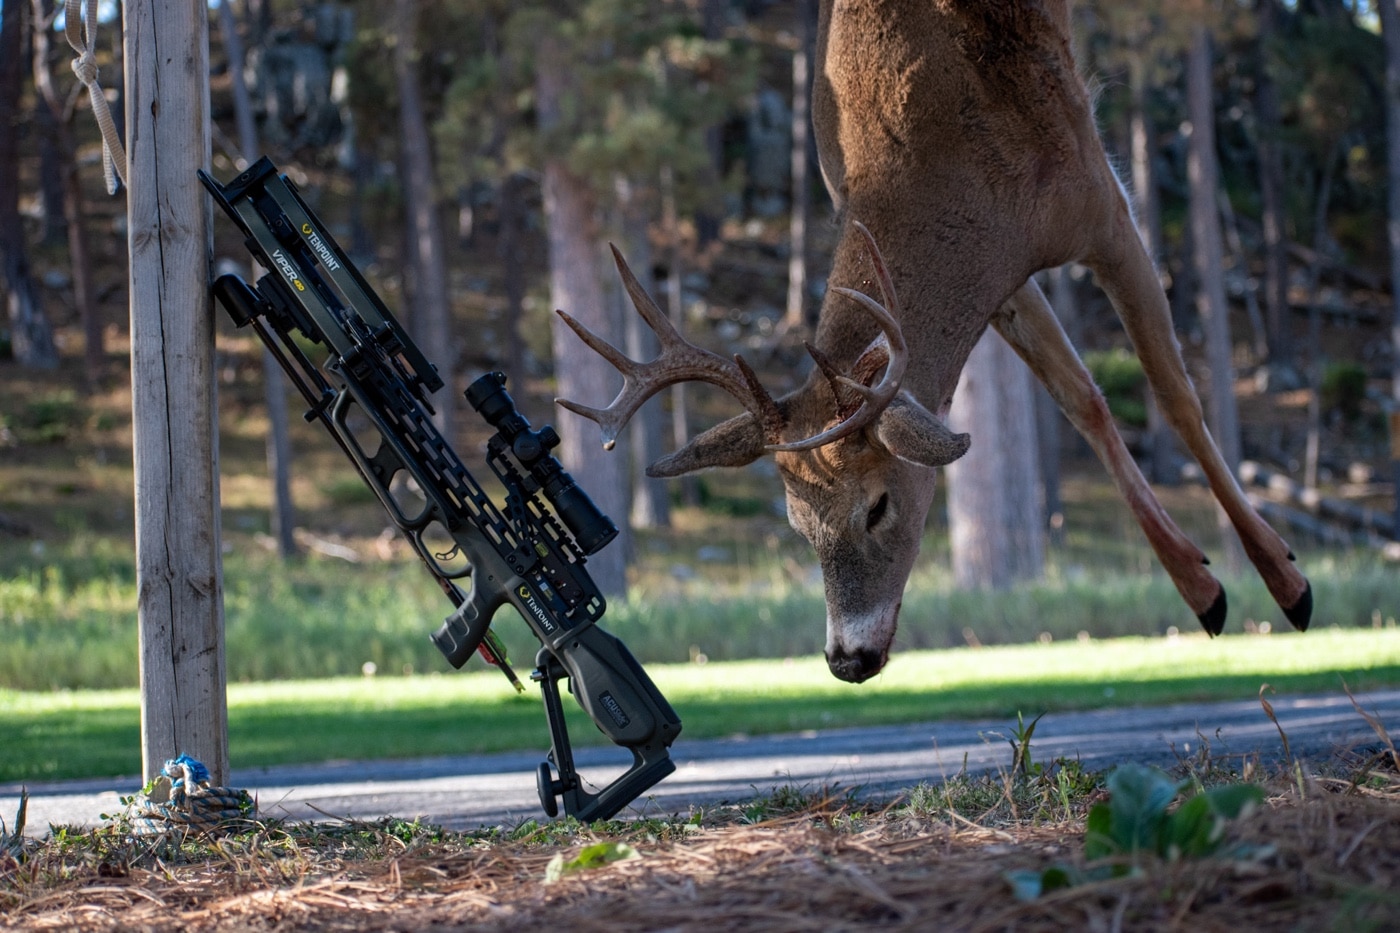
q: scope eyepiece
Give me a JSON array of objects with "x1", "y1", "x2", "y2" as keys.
[
  {"x1": 466, "y1": 372, "x2": 618, "y2": 555},
  {"x1": 465, "y1": 371, "x2": 521, "y2": 431}
]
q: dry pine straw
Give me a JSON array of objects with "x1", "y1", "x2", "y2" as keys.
[{"x1": 3, "y1": 788, "x2": 1398, "y2": 933}]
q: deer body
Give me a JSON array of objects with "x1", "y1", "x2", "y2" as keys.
[{"x1": 560, "y1": 0, "x2": 1311, "y2": 683}]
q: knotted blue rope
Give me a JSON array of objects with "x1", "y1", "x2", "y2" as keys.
[
  {"x1": 164, "y1": 754, "x2": 211, "y2": 787},
  {"x1": 125, "y1": 754, "x2": 254, "y2": 838}
]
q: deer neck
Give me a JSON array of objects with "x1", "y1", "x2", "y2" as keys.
[
  {"x1": 811, "y1": 211, "x2": 1028, "y2": 418},
  {"x1": 808, "y1": 0, "x2": 1106, "y2": 418}
]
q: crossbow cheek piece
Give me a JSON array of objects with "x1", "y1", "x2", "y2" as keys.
[{"x1": 199, "y1": 157, "x2": 681, "y2": 823}]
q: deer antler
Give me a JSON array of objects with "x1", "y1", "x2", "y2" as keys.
[
  {"x1": 769, "y1": 220, "x2": 907, "y2": 452},
  {"x1": 556, "y1": 221, "x2": 907, "y2": 453},
  {"x1": 555, "y1": 246, "x2": 786, "y2": 450}
]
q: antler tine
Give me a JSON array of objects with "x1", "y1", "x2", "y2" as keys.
[
  {"x1": 553, "y1": 309, "x2": 637, "y2": 450},
  {"x1": 555, "y1": 246, "x2": 786, "y2": 449},
  {"x1": 608, "y1": 244, "x2": 687, "y2": 354},
  {"x1": 554, "y1": 308, "x2": 641, "y2": 380},
  {"x1": 766, "y1": 221, "x2": 909, "y2": 453},
  {"x1": 805, "y1": 341, "x2": 848, "y2": 399}
]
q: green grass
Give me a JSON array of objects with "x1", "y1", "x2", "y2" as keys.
[
  {"x1": 3, "y1": 627, "x2": 1398, "y2": 783},
  {"x1": 5, "y1": 536, "x2": 1400, "y2": 690}
]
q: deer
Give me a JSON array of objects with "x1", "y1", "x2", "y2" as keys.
[{"x1": 555, "y1": 0, "x2": 1312, "y2": 683}]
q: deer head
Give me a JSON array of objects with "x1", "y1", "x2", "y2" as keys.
[{"x1": 556, "y1": 224, "x2": 968, "y2": 683}]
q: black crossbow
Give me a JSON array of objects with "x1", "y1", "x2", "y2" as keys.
[{"x1": 199, "y1": 157, "x2": 681, "y2": 822}]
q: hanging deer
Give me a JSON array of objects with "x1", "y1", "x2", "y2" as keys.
[{"x1": 556, "y1": 0, "x2": 1311, "y2": 683}]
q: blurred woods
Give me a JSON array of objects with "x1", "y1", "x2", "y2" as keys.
[{"x1": 2, "y1": 0, "x2": 1399, "y2": 593}]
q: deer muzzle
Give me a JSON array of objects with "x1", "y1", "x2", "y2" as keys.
[
  {"x1": 824, "y1": 598, "x2": 901, "y2": 683},
  {"x1": 826, "y1": 644, "x2": 888, "y2": 684}
]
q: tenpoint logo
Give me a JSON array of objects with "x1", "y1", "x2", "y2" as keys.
[
  {"x1": 516, "y1": 583, "x2": 557, "y2": 635},
  {"x1": 300, "y1": 222, "x2": 342, "y2": 271},
  {"x1": 269, "y1": 249, "x2": 305, "y2": 292},
  {"x1": 598, "y1": 691, "x2": 631, "y2": 729}
]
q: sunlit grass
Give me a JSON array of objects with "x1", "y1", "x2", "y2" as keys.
[{"x1": 4, "y1": 627, "x2": 1398, "y2": 783}]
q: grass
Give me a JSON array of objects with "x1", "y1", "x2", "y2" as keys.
[
  {"x1": 5, "y1": 528, "x2": 1400, "y2": 691},
  {"x1": 6, "y1": 332, "x2": 1400, "y2": 793},
  {"x1": 4, "y1": 627, "x2": 1399, "y2": 783},
  {"x1": 3, "y1": 734, "x2": 1398, "y2": 930}
]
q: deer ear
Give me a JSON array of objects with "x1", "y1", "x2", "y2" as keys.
[
  {"x1": 873, "y1": 394, "x2": 971, "y2": 467},
  {"x1": 647, "y1": 412, "x2": 768, "y2": 477}
]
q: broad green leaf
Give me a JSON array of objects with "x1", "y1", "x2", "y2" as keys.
[
  {"x1": 544, "y1": 841, "x2": 641, "y2": 883},
  {"x1": 1004, "y1": 869, "x2": 1047, "y2": 901},
  {"x1": 1162, "y1": 783, "x2": 1266, "y2": 860},
  {"x1": 1004, "y1": 865, "x2": 1079, "y2": 901},
  {"x1": 1038, "y1": 865, "x2": 1078, "y2": 892},
  {"x1": 1202, "y1": 783, "x2": 1265, "y2": 821},
  {"x1": 1104, "y1": 764, "x2": 1183, "y2": 854},
  {"x1": 1084, "y1": 801, "x2": 1116, "y2": 860},
  {"x1": 1162, "y1": 794, "x2": 1216, "y2": 860}
]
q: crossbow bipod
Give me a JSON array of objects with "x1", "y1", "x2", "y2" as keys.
[{"x1": 199, "y1": 157, "x2": 681, "y2": 822}]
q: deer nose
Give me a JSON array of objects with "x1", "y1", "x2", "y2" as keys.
[{"x1": 826, "y1": 646, "x2": 885, "y2": 683}]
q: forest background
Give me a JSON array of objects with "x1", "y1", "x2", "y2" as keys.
[{"x1": 4, "y1": 0, "x2": 1400, "y2": 696}]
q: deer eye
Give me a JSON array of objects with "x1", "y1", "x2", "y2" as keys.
[{"x1": 866, "y1": 493, "x2": 889, "y2": 531}]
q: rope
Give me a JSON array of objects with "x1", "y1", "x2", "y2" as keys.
[
  {"x1": 125, "y1": 755, "x2": 256, "y2": 838},
  {"x1": 64, "y1": 0, "x2": 127, "y2": 195}
]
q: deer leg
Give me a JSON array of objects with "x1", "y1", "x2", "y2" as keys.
[
  {"x1": 1084, "y1": 209, "x2": 1311, "y2": 631},
  {"x1": 991, "y1": 281, "x2": 1227, "y2": 634}
]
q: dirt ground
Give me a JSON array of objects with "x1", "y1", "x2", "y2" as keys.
[{"x1": 4, "y1": 775, "x2": 1398, "y2": 933}]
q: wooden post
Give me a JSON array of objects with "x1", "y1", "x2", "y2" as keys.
[
  {"x1": 1390, "y1": 411, "x2": 1400, "y2": 540},
  {"x1": 125, "y1": 0, "x2": 228, "y2": 784}
]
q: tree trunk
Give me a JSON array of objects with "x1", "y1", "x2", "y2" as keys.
[
  {"x1": 661, "y1": 165, "x2": 701, "y2": 508},
  {"x1": 1255, "y1": 0, "x2": 1293, "y2": 367},
  {"x1": 783, "y1": 0, "x2": 813, "y2": 332},
  {"x1": 0, "y1": 0, "x2": 56, "y2": 372},
  {"x1": 1219, "y1": 183, "x2": 1269, "y2": 363},
  {"x1": 31, "y1": 3, "x2": 99, "y2": 380},
  {"x1": 34, "y1": 107, "x2": 67, "y2": 247},
  {"x1": 1127, "y1": 47, "x2": 1175, "y2": 487},
  {"x1": 1302, "y1": 145, "x2": 1342, "y2": 495},
  {"x1": 1379, "y1": 0, "x2": 1400, "y2": 537},
  {"x1": 126, "y1": 0, "x2": 228, "y2": 785},
  {"x1": 1128, "y1": 55, "x2": 1164, "y2": 268},
  {"x1": 480, "y1": 13, "x2": 526, "y2": 389},
  {"x1": 539, "y1": 39, "x2": 631, "y2": 595},
  {"x1": 615, "y1": 175, "x2": 671, "y2": 530},
  {"x1": 1186, "y1": 24, "x2": 1244, "y2": 571},
  {"x1": 693, "y1": 0, "x2": 727, "y2": 249},
  {"x1": 497, "y1": 171, "x2": 529, "y2": 389},
  {"x1": 1034, "y1": 367, "x2": 1063, "y2": 549},
  {"x1": 219, "y1": 0, "x2": 297, "y2": 559},
  {"x1": 945, "y1": 329, "x2": 1044, "y2": 591},
  {"x1": 393, "y1": 0, "x2": 455, "y2": 442}
]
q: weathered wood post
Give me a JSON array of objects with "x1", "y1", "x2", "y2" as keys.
[{"x1": 124, "y1": 0, "x2": 228, "y2": 784}]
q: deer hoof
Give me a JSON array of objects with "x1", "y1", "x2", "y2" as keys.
[
  {"x1": 1282, "y1": 582, "x2": 1312, "y2": 632},
  {"x1": 1197, "y1": 590, "x2": 1227, "y2": 637}
]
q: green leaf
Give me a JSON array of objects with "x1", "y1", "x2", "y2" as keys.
[
  {"x1": 1004, "y1": 864, "x2": 1079, "y2": 901},
  {"x1": 1038, "y1": 865, "x2": 1078, "y2": 893},
  {"x1": 1201, "y1": 783, "x2": 1265, "y2": 821},
  {"x1": 1155, "y1": 782, "x2": 1266, "y2": 861},
  {"x1": 1161, "y1": 794, "x2": 1216, "y2": 860},
  {"x1": 1104, "y1": 765, "x2": 1183, "y2": 855},
  {"x1": 1084, "y1": 801, "x2": 1116, "y2": 860},
  {"x1": 544, "y1": 841, "x2": 641, "y2": 883},
  {"x1": 1004, "y1": 869, "x2": 1047, "y2": 901}
]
